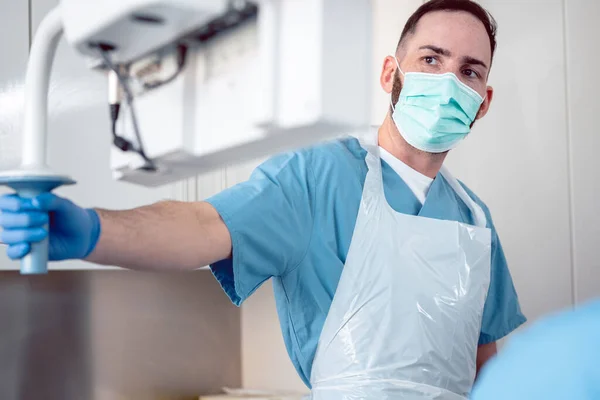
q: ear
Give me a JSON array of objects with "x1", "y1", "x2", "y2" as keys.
[
  {"x1": 380, "y1": 56, "x2": 398, "y2": 94},
  {"x1": 476, "y1": 86, "x2": 494, "y2": 120}
]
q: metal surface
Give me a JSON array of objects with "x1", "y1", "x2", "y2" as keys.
[
  {"x1": 0, "y1": 271, "x2": 92, "y2": 399},
  {"x1": 0, "y1": 270, "x2": 241, "y2": 400}
]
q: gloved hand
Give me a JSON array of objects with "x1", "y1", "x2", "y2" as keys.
[{"x1": 0, "y1": 192, "x2": 101, "y2": 261}]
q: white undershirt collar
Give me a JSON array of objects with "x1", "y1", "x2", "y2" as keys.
[{"x1": 378, "y1": 146, "x2": 433, "y2": 205}]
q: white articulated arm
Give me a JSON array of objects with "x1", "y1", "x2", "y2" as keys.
[{"x1": 0, "y1": 6, "x2": 74, "y2": 274}]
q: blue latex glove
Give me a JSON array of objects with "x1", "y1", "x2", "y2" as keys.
[
  {"x1": 0, "y1": 193, "x2": 101, "y2": 261},
  {"x1": 471, "y1": 299, "x2": 600, "y2": 400}
]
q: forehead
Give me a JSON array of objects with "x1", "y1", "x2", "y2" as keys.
[{"x1": 405, "y1": 11, "x2": 492, "y2": 65}]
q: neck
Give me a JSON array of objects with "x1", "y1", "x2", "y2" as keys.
[{"x1": 377, "y1": 114, "x2": 447, "y2": 179}]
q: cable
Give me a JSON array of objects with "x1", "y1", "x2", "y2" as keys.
[
  {"x1": 110, "y1": 103, "x2": 132, "y2": 152},
  {"x1": 142, "y1": 45, "x2": 188, "y2": 91},
  {"x1": 97, "y1": 47, "x2": 156, "y2": 171}
]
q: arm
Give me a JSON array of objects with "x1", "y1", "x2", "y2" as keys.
[
  {"x1": 87, "y1": 200, "x2": 231, "y2": 271},
  {"x1": 476, "y1": 342, "x2": 497, "y2": 378},
  {"x1": 0, "y1": 149, "x2": 313, "y2": 303}
]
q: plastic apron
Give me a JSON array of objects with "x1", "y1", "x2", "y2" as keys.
[{"x1": 310, "y1": 132, "x2": 492, "y2": 400}]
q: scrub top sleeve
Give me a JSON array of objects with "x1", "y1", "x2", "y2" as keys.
[
  {"x1": 205, "y1": 151, "x2": 316, "y2": 306},
  {"x1": 478, "y1": 228, "x2": 527, "y2": 345}
]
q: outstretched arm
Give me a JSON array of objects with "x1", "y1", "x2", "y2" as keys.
[{"x1": 88, "y1": 201, "x2": 231, "y2": 270}]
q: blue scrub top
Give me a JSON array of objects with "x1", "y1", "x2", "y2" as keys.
[
  {"x1": 207, "y1": 137, "x2": 526, "y2": 387},
  {"x1": 471, "y1": 299, "x2": 600, "y2": 400}
]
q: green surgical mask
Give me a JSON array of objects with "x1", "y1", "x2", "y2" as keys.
[{"x1": 391, "y1": 57, "x2": 484, "y2": 153}]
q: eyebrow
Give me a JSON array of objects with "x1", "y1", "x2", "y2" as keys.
[
  {"x1": 419, "y1": 45, "x2": 451, "y2": 57},
  {"x1": 462, "y1": 56, "x2": 488, "y2": 70},
  {"x1": 418, "y1": 45, "x2": 488, "y2": 70}
]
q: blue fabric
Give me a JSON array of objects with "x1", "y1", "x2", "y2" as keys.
[
  {"x1": 471, "y1": 299, "x2": 600, "y2": 400},
  {"x1": 207, "y1": 137, "x2": 526, "y2": 387}
]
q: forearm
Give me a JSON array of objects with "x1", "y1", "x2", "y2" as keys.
[
  {"x1": 476, "y1": 342, "x2": 498, "y2": 379},
  {"x1": 86, "y1": 200, "x2": 231, "y2": 271}
]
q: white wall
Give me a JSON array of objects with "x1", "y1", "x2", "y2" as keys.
[
  {"x1": 238, "y1": 0, "x2": 600, "y2": 391},
  {"x1": 564, "y1": 0, "x2": 600, "y2": 305},
  {"x1": 0, "y1": 1, "x2": 29, "y2": 170}
]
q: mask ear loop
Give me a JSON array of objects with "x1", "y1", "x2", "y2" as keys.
[{"x1": 390, "y1": 56, "x2": 404, "y2": 112}]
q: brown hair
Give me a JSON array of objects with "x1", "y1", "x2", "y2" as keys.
[{"x1": 397, "y1": 0, "x2": 498, "y2": 60}]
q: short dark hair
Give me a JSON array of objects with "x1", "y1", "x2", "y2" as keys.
[{"x1": 396, "y1": 0, "x2": 498, "y2": 60}]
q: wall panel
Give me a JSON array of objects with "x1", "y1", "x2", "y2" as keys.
[{"x1": 564, "y1": 0, "x2": 600, "y2": 304}]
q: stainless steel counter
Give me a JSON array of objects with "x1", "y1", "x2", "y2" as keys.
[{"x1": 0, "y1": 270, "x2": 241, "y2": 400}]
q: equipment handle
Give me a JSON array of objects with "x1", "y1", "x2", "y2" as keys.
[
  {"x1": 18, "y1": 188, "x2": 49, "y2": 275},
  {"x1": 21, "y1": 233, "x2": 49, "y2": 274}
]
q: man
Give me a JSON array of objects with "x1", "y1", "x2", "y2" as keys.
[
  {"x1": 471, "y1": 299, "x2": 600, "y2": 399},
  {"x1": 0, "y1": 0, "x2": 525, "y2": 397}
]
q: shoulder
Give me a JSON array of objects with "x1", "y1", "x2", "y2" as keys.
[
  {"x1": 457, "y1": 180, "x2": 490, "y2": 215},
  {"x1": 255, "y1": 136, "x2": 366, "y2": 181},
  {"x1": 457, "y1": 180, "x2": 495, "y2": 228},
  {"x1": 303, "y1": 136, "x2": 366, "y2": 167}
]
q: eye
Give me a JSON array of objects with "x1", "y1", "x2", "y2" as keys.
[
  {"x1": 423, "y1": 56, "x2": 438, "y2": 65},
  {"x1": 462, "y1": 68, "x2": 480, "y2": 79}
]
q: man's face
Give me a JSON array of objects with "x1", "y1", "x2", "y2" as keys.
[{"x1": 382, "y1": 10, "x2": 494, "y2": 122}]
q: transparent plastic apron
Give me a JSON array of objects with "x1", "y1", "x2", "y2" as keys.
[{"x1": 310, "y1": 132, "x2": 492, "y2": 399}]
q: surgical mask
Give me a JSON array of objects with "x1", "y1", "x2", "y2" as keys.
[{"x1": 390, "y1": 57, "x2": 484, "y2": 153}]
